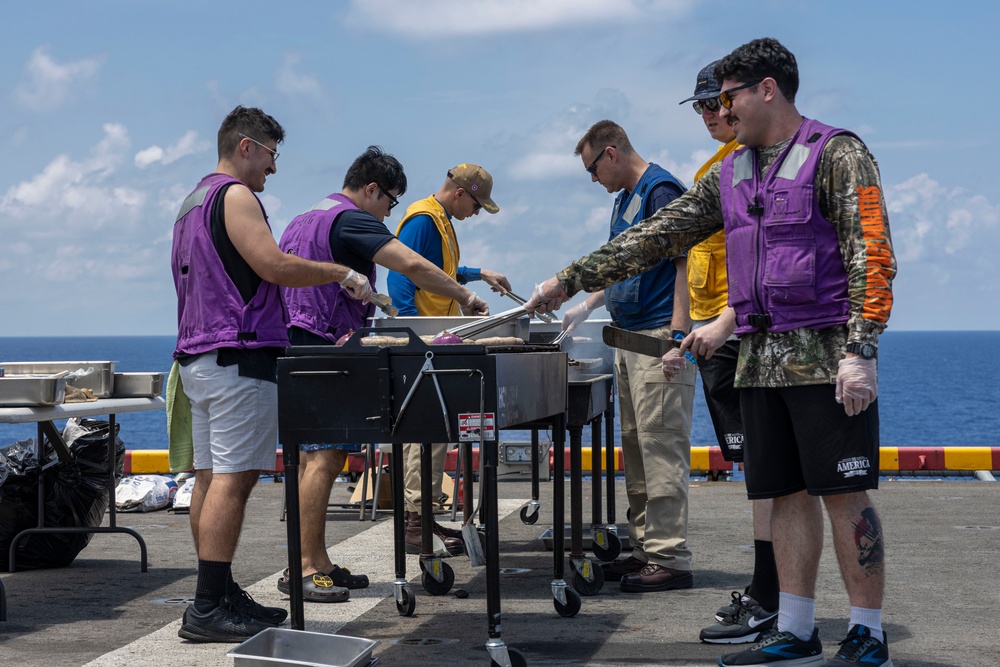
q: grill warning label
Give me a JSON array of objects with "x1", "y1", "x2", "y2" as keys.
[{"x1": 458, "y1": 413, "x2": 496, "y2": 441}]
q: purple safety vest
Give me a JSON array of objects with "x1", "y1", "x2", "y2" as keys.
[
  {"x1": 720, "y1": 118, "x2": 855, "y2": 335},
  {"x1": 278, "y1": 193, "x2": 377, "y2": 342},
  {"x1": 172, "y1": 173, "x2": 289, "y2": 357}
]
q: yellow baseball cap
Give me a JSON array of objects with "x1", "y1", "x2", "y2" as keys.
[{"x1": 448, "y1": 163, "x2": 499, "y2": 213}]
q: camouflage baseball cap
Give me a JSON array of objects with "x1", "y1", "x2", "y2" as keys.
[
  {"x1": 679, "y1": 60, "x2": 722, "y2": 104},
  {"x1": 448, "y1": 163, "x2": 499, "y2": 214}
]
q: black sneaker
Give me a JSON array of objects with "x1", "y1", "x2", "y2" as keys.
[
  {"x1": 700, "y1": 595, "x2": 777, "y2": 644},
  {"x1": 822, "y1": 625, "x2": 892, "y2": 666},
  {"x1": 228, "y1": 586, "x2": 288, "y2": 626},
  {"x1": 716, "y1": 588, "x2": 753, "y2": 623},
  {"x1": 718, "y1": 627, "x2": 824, "y2": 666},
  {"x1": 177, "y1": 596, "x2": 274, "y2": 643}
]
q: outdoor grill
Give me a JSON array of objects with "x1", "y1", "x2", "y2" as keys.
[{"x1": 277, "y1": 325, "x2": 567, "y2": 666}]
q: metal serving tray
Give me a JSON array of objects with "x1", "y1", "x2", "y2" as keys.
[
  {"x1": 370, "y1": 315, "x2": 529, "y2": 341},
  {"x1": 0, "y1": 361, "x2": 114, "y2": 398},
  {"x1": 112, "y1": 372, "x2": 165, "y2": 398},
  {"x1": 0, "y1": 375, "x2": 67, "y2": 407},
  {"x1": 227, "y1": 628, "x2": 378, "y2": 667}
]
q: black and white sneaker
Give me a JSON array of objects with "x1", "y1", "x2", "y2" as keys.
[
  {"x1": 716, "y1": 588, "x2": 754, "y2": 623},
  {"x1": 822, "y1": 625, "x2": 892, "y2": 667},
  {"x1": 700, "y1": 595, "x2": 777, "y2": 644},
  {"x1": 178, "y1": 596, "x2": 274, "y2": 643}
]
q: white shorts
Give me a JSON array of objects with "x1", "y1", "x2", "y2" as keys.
[{"x1": 179, "y1": 351, "x2": 278, "y2": 474}]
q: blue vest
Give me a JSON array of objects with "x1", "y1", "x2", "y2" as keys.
[
  {"x1": 278, "y1": 193, "x2": 377, "y2": 342},
  {"x1": 605, "y1": 163, "x2": 686, "y2": 330},
  {"x1": 171, "y1": 173, "x2": 289, "y2": 357},
  {"x1": 720, "y1": 119, "x2": 853, "y2": 334}
]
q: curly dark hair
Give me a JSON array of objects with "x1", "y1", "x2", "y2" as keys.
[
  {"x1": 342, "y1": 145, "x2": 407, "y2": 197},
  {"x1": 715, "y1": 37, "x2": 799, "y2": 104},
  {"x1": 217, "y1": 106, "x2": 285, "y2": 160}
]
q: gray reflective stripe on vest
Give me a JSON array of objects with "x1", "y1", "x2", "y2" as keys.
[
  {"x1": 732, "y1": 151, "x2": 754, "y2": 185},
  {"x1": 775, "y1": 144, "x2": 812, "y2": 181},
  {"x1": 175, "y1": 186, "x2": 210, "y2": 222},
  {"x1": 309, "y1": 197, "x2": 347, "y2": 212}
]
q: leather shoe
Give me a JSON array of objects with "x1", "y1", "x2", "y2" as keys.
[
  {"x1": 600, "y1": 555, "x2": 646, "y2": 582},
  {"x1": 620, "y1": 563, "x2": 693, "y2": 592}
]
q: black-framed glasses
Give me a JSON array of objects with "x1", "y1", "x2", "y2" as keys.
[
  {"x1": 238, "y1": 133, "x2": 279, "y2": 162},
  {"x1": 719, "y1": 80, "x2": 763, "y2": 109},
  {"x1": 693, "y1": 97, "x2": 721, "y2": 115},
  {"x1": 586, "y1": 146, "x2": 612, "y2": 175},
  {"x1": 378, "y1": 185, "x2": 399, "y2": 211},
  {"x1": 467, "y1": 190, "x2": 483, "y2": 212}
]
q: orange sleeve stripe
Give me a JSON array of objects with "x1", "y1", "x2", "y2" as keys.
[{"x1": 857, "y1": 186, "x2": 893, "y2": 322}]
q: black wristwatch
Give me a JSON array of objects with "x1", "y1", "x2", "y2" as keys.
[{"x1": 846, "y1": 342, "x2": 877, "y2": 359}]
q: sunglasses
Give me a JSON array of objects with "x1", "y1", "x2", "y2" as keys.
[
  {"x1": 692, "y1": 97, "x2": 721, "y2": 115},
  {"x1": 719, "y1": 80, "x2": 763, "y2": 109},
  {"x1": 467, "y1": 191, "x2": 483, "y2": 212},
  {"x1": 586, "y1": 146, "x2": 612, "y2": 175},
  {"x1": 378, "y1": 185, "x2": 399, "y2": 211}
]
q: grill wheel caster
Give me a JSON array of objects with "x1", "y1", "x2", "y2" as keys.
[
  {"x1": 396, "y1": 585, "x2": 416, "y2": 616},
  {"x1": 553, "y1": 587, "x2": 582, "y2": 617},
  {"x1": 490, "y1": 647, "x2": 528, "y2": 667},
  {"x1": 421, "y1": 561, "x2": 455, "y2": 596},
  {"x1": 519, "y1": 506, "x2": 539, "y2": 525},
  {"x1": 570, "y1": 559, "x2": 605, "y2": 596},
  {"x1": 591, "y1": 531, "x2": 622, "y2": 562}
]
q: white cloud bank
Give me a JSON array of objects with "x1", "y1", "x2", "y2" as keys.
[
  {"x1": 14, "y1": 47, "x2": 105, "y2": 112},
  {"x1": 135, "y1": 131, "x2": 212, "y2": 168}
]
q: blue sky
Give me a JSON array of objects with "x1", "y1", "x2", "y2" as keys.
[{"x1": 1, "y1": 1, "x2": 997, "y2": 336}]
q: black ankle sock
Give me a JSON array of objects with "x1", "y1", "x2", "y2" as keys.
[
  {"x1": 746, "y1": 540, "x2": 779, "y2": 612},
  {"x1": 194, "y1": 560, "x2": 232, "y2": 613}
]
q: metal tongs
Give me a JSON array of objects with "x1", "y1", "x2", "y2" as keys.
[
  {"x1": 444, "y1": 305, "x2": 530, "y2": 340},
  {"x1": 504, "y1": 290, "x2": 556, "y2": 324}
]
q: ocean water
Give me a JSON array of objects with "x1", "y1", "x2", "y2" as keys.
[{"x1": 1, "y1": 332, "x2": 998, "y2": 452}]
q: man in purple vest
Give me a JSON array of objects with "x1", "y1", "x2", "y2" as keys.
[
  {"x1": 277, "y1": 146, "x2": 489, "y2": 603},
  {"x1": 528, "y1": 38, "x2": 896, "y2": 667},
  {"x1": 171, "y1": 106, "x2": 372, "y2": 643}
]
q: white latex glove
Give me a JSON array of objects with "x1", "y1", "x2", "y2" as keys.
[
  {"x1": 835, "y1": 356, "x2": 878, "y2": 416},
  {"x1": 525, "y1": 277, "x2": 569, "y2": 314},
  {"x1": 561, "y1": 302, "x2": 593, "y2": 333},
  {"x1": 460, "y1": 291, "x2": 490, "y2": 316},
  {"x1": 339, "y1": 269, "x2": 373, "y2": 303},
  {"x1": 661, "y1": 347, "x2": 685, "y2": 380}
]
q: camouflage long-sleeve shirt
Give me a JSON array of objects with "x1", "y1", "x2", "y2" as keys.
[{"x1": 557, "y1": 133, "x2": 896, "y2": 389}]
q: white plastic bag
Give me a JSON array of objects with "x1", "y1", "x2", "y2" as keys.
[
  {"x1": 171, "y1": 476, "x2": 194, "y2": 512},
  {"x1": 115, "y1": 474, "x2": 177, "y2": 512}
]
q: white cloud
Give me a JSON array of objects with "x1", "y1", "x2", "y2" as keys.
[
  {"x1": 14, "y1": 47, "x2": 104, "y2": 111},
  {"x1": 886, "y1": 173, "x2": 999, "y2": 263},
  {"x1": 1, "y1": 123, "x2": 144, "y2": 234},
  {"x1": 135, "y1": 130, "x2": 212, "y2": 168},
  {"x1": 345, "y1": 0, "x2": 692, "y2": 36},
  {"x1": 276, "y1": 53, "x2": 324, "y2": 97}
]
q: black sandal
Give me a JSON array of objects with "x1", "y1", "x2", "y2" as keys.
[
  {"x1": 326, "y1": 564, "x2": 370, "y2": 590},
  {"x1": 276, "y1": 568, "x2": 349, "y2": 603}
]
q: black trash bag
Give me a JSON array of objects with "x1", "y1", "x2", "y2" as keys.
[{"x1": 0, "y1": 419, "x2": 125, "y2": 571}]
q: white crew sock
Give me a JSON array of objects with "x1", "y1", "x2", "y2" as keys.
[
  {"x1": 848, "y1": 606, "x2": 884, "y2": 643},
  {"x1": 777, "y1": 592, "x2": 815, "y2": 642}
]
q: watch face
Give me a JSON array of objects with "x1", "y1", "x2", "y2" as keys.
[{"x1": 861, "y1": 343, "x2": 876, "y2": 359}]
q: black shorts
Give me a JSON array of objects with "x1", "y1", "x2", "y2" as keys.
[
  {"x1": 740, "y1": 384, "x2": 880, "y2": 499},
  {"x1": 697, "y1": 339, "x2": 744, "y2": 462}
]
